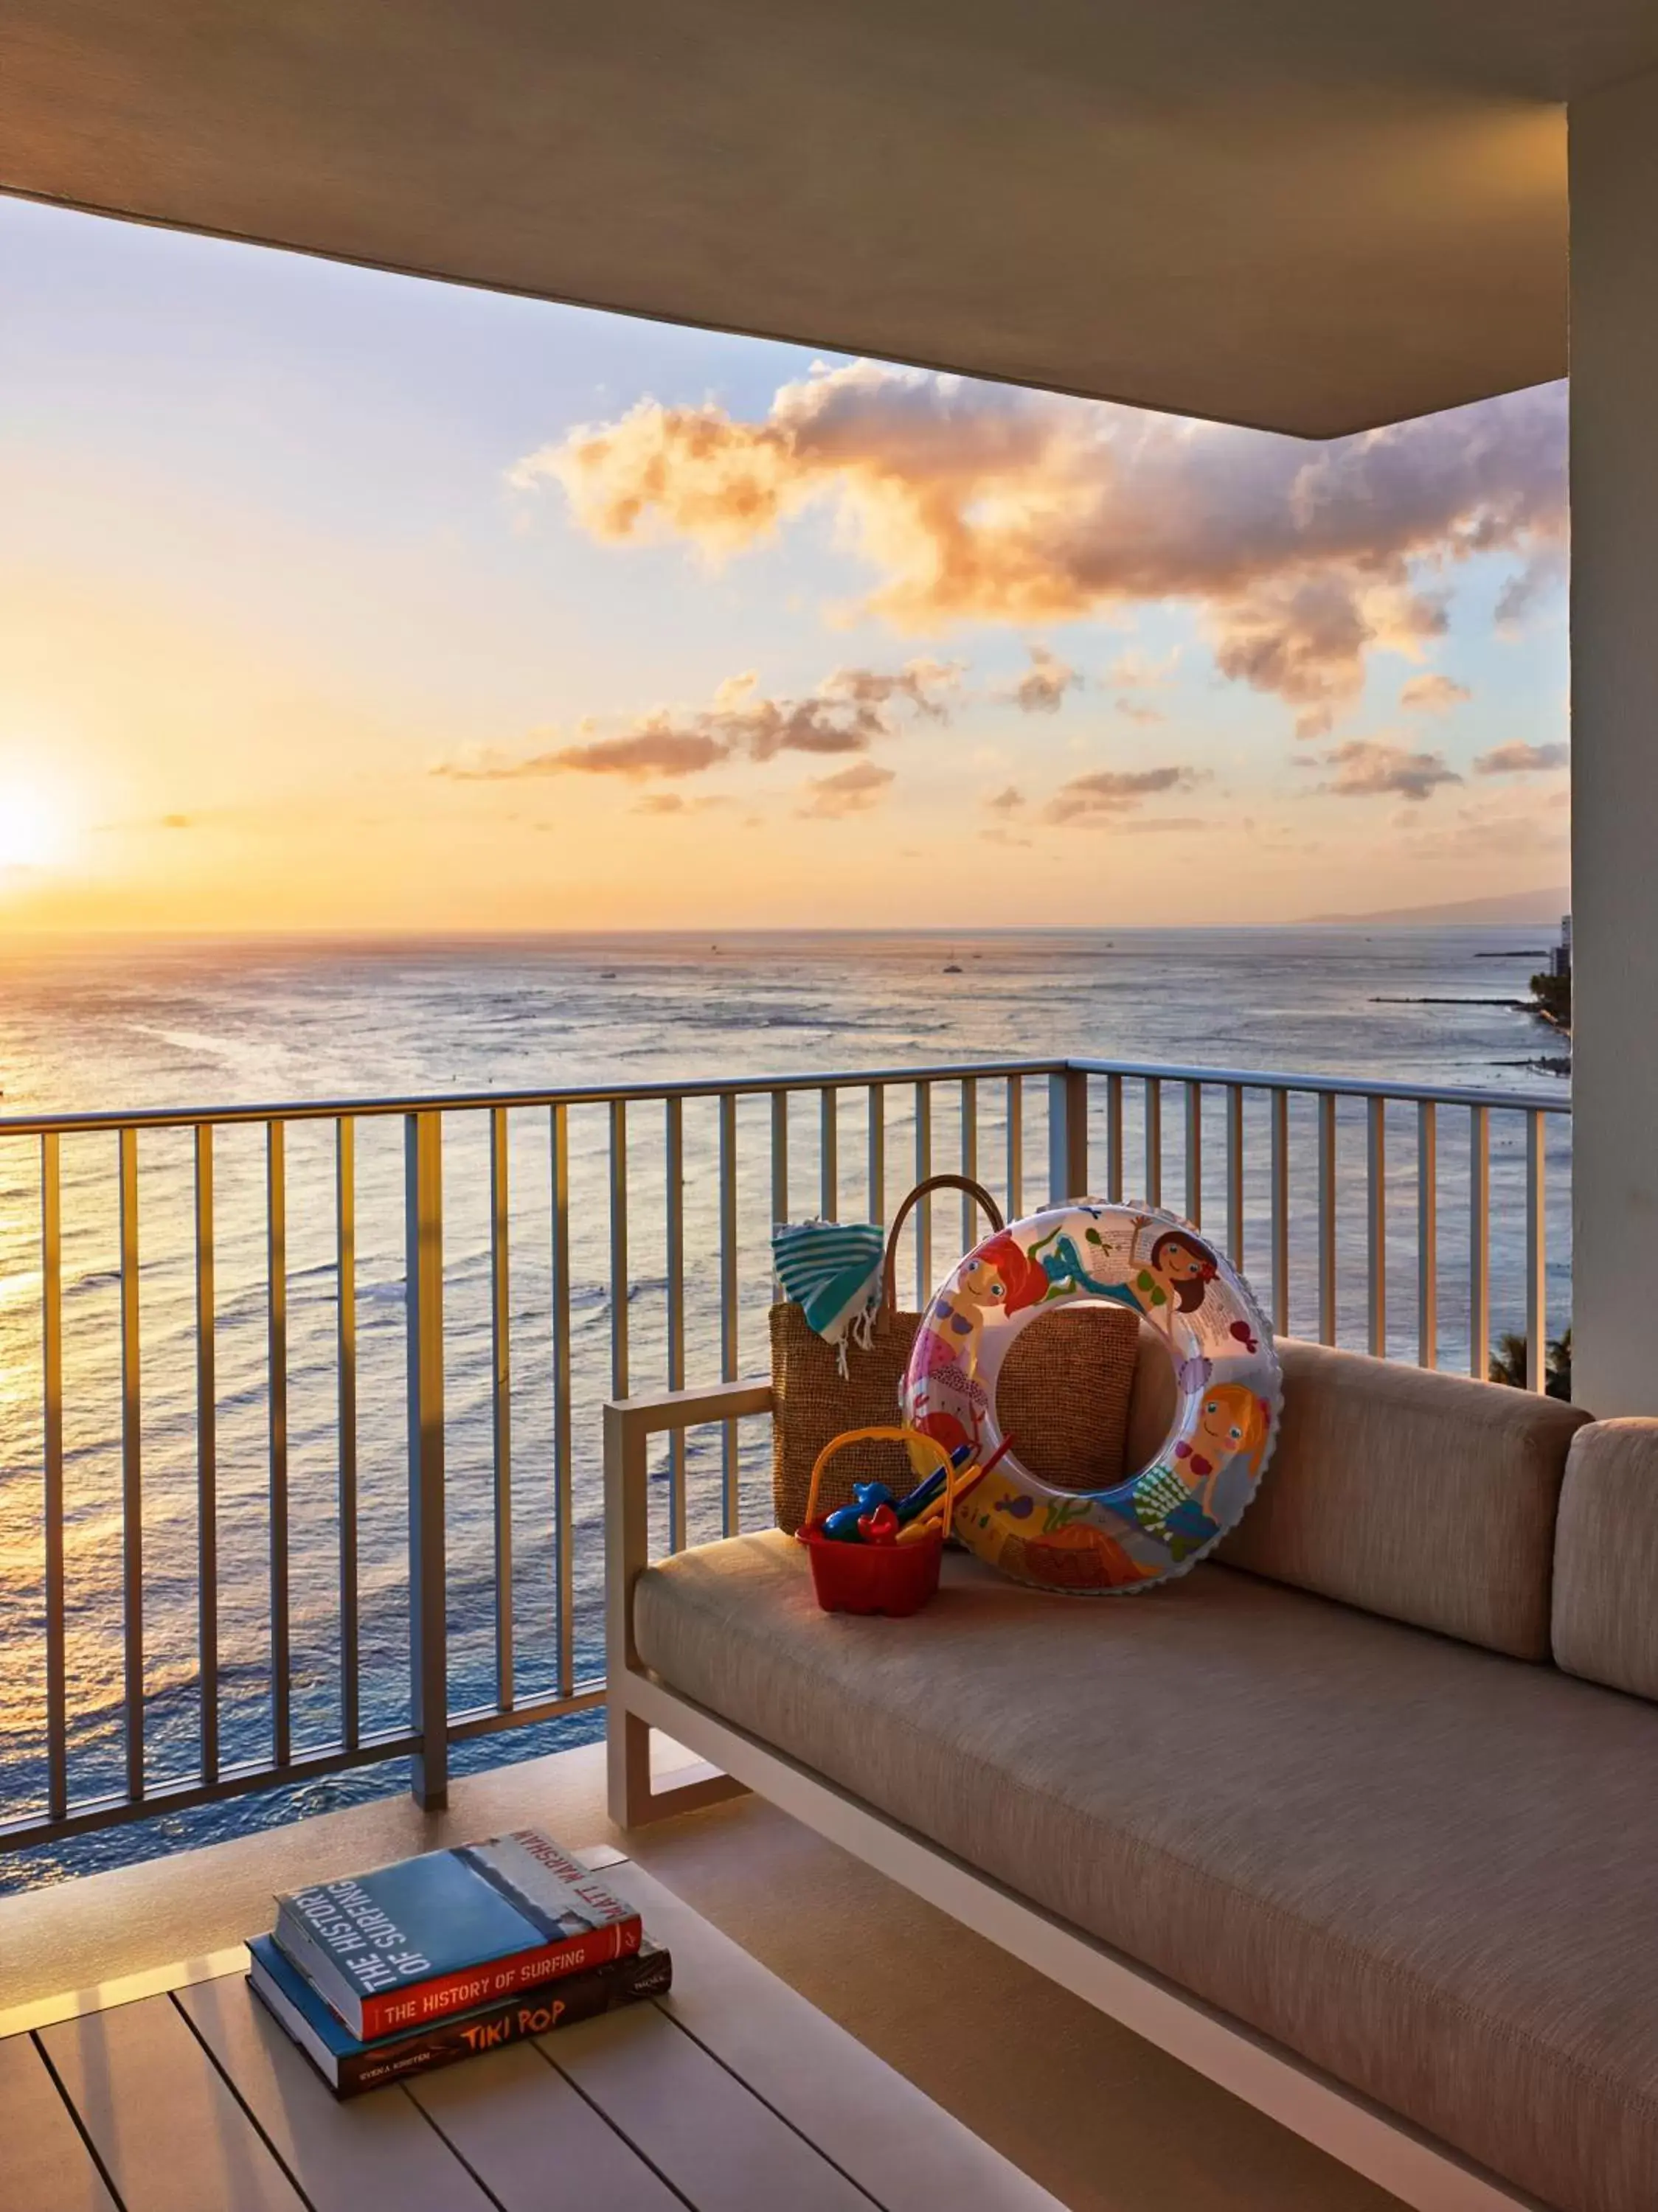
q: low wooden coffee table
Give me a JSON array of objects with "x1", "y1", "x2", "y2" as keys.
[{"x1": 1, "y1": 1854, "x2": 1061, "y2": 2212}]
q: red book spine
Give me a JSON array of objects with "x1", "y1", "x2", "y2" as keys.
[{"x1": 358, "y1": 1916, "x2": 642, "y2": 2040}]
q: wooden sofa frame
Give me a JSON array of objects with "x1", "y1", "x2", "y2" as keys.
[{"x1": 605, "y1": 1380, "x2": 1544, "y2": 2212}]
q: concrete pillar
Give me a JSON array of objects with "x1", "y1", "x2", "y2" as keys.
[{"x1": 1569, "y1": 66, "x2": 1658, "y2": 1413}]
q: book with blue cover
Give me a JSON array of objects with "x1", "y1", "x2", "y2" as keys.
[
  {"x1": 274, "y1": 1829, "x2": 642, "y2": 2039},
  {"x1": 249, "y1": 1932, "x2": 672, "y2": 2096}
]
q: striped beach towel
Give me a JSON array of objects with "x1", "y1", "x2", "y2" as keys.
[{"x1": 771, "y1": 1219, "x2": 886, "y2": 1375}]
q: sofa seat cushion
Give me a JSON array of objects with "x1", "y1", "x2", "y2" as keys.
[
  {"x1": 635, "y1": 1537, "x2": 1658, "y2": 2212},
  {"x1": 1218, "y1": 1338, "x2": 1590, "y2": 1658}
]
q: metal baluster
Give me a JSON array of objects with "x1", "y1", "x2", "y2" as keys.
[
  {"x1": 41, "y1": 1133, "x2": 66, "y2": 1822},
  {"x1": 1318, "y1": 1093, "x2": 1337, "y2": 1344},
  {"x1": 268, "y1": 1121, "x2": 290, "y2": 1768},
  {"x1": 550, "y1": 1105, "x2": 574, "y2": 1697},
  {"x1": 1185, "y1": 1082, "x2": 1203, "y2": 1226},
  {"x1": 1526, "y1": 1111, "x2": 1547, "y2": 1392},
  {"x1": 406, "y1": 1110, "x2": 448, "y2": 1809},
  {"x1": 1367, "y1": 1096, "x2": 1387, "y2": 1357},
  {"x1": 867, "y1": 1084, "x2": 886, "y2": 1224},
  {"x1": 1005, "y1": 1075, "x2": 1022, "y2": 1217},
  {"x1": 1106, "y1": 1072, "x2": 1123, "y2": 1203},
  {"x1": 1226, "y1": 1085, "x2": 1244, "y2": 1265},
  {"x1": 1145, "y1": 1078, "x2": 1162, "y2": 1207},
  {"x1": 960, "y1": 1078, "x2": 978, "y2": 1245},
  {"x1": 1418, "y1": 1101, "x2": 1437, "y2": 1370},
  {"x1": 665, "y1": 1096, "x2": 686, "y2": 1552},
  {"x1": 819, "y1": 1087, "x2": 838, "y2": 1219},
  {"x1": 771, "y1": 1091, "x2": 788, "y2": 1293},
  {"x1": 915, "y1": 1081, "x2": 934, "y2": 1302},
  {"x1": 1468, "y1": 1104, "x2": 1489, "y2": 1381},
  {"x1": 195, "y1": 1126, "x2": 218, "y2": 1784},
  {"x1": 336, "y1": 1117, "x2": 358, "y2": 1752},
  {"x1": 490, "y1": 1107, "x2": 514, "y2": 1707},
  {"x1": 719, "y1": 1094, "x2": 740, "y2": 1537},
  {"x1": 1270, "y1": 1090, "x2": 1289, "y2": 1335},
  {"x1": 609, "y1": 1099, "x2": 629, "y2": 1397},
  {"x1": 119, "y1": 1127, "x2": 143, "y2": 1803}
]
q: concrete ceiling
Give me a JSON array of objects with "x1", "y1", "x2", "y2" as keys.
[{"x1": 3, "y1": 2, "x2": 1656, "y2": 436}]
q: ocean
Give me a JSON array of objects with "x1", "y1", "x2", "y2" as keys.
[{"x1": 0, "y1": 928, "x2": 1569, "y2": 1889}]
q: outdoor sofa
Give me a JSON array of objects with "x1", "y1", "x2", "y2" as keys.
[{"x1": 605, "y1": 1338, "x2": 1658, "y2": 2212}]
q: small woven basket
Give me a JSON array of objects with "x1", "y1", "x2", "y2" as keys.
[{"x1": 798, "y1": 1426, "x2": 955, "y2": 1616}]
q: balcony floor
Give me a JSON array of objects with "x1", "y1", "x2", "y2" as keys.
[{"x1": 0, "y1": 1742, "x2": 1402, "y2": 2211}]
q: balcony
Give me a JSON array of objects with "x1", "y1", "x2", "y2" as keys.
[
  {"x1": 0, "y1": 1051, "x2": 1568, "y2": 1863},
  {"x1": 0, "y1": 1048, "x2": 1578, "y2": 2212},
  {"x1": 7, "y1": 4, "x2": 1658, "y2": 2202}
]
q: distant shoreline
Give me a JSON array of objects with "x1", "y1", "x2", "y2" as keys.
[{"x1": 1303, "y1": 887, "x2": 1568, "y2": 928}]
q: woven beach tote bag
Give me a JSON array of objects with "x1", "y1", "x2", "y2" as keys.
[{"x1": 770, "y1": 1175, "x2": 1002, "y2": 1533}]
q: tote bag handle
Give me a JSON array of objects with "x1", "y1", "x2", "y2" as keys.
[{"x1": 881, "y1": 1175, "x2": 1005, "y2": 1313}]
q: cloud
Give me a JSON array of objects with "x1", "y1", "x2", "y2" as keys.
[
  {"x1": 1002, "y1": 644, "x2": 1081, "y2": 714},
  {"x1": 979, "y1": 785, "x2": 1030, "y2": 841},
  {"x1": 633, "y1": 790, "x2": 731, "y2": 815},
  {"x1": 1473, "y1": 740, "x2": 1569, "y2": 776},
  {"x1": 431, "y1": 658, "x2": 958, "y2": 785},
  {"x1": 1213, "y1": 578, "x2": 1440, "y2": 739},
  {"x1": 816, "y1": 659, "x2": 960, "y2": 723},
  {"x1": 721, "y1": 658, "x2": 960, "y2": 759},
  {"x1": 524, "y1": 363, "x2": 1566, "y2": 730},
  {"x1": 543, "y1": 726, "x2": 730, "y2": 779},
  {"x1": 1399, "y1": 673, "x2": 1472, "y2": 714},
  {"x1": 1043, "y1": 764, "x2": 1205, "y2": 824},
  {"x1": 1495, "y1": 546, "x2": 1568, "y2": 633},
  {"x1": 797, "y1": 760, "x2": 895, "y2": 818},
  {"x1": 1115, "y1": 700, "x2": 1167, "y2": 725},
  {"x1": 1320, "y1": 739, "x2": 1462, "y2": 801}
]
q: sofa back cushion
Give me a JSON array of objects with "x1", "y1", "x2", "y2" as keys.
[
  {"x1": 1218, "y1": 1338, "x2": 1590, "y2": 1658},
  {"x1": 1552, "y1": 1420, "x2": 1658, "y2": 1698}
]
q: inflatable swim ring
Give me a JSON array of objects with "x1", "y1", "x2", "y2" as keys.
[{"x1": 899, "y1": 1202, "x2": 1279, "y2": 1593}]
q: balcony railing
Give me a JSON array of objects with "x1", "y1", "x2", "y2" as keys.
[{"x1": 0, "y1": 1057, "x2": 1569, "y2": 1852}]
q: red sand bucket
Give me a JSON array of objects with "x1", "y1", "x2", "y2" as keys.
[{"x1": 798, "y1": 1427, "x2": 955, "y2": 1617}]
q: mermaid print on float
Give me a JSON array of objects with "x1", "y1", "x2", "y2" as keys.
[{"x1": 900, "y1": 1203, "x2": 1280, "y2": 1593}]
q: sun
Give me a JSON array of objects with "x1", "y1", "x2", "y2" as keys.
[{"x1": 0, "y1": 779, "x2": 73, "y2": 871}]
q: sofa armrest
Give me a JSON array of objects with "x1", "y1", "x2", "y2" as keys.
[
  {"x1": 606, "y1": 1377, "x2": 774, "y2": 1438},
  {"x1": 604, "y1": 1378, "x2": 773, "y2": 1827},
  {"x1": 604, "y1": 1379, "x2": 774, "y2": 1676}
]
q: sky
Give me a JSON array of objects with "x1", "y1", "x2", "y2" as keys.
[{"x1": 0, "y1": 197, "x2": 1569, "y2": 931}]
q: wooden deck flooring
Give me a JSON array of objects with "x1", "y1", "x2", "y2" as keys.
[{"x1": 0, "y1": 1860, "x2": 1059, "y2": 2212}]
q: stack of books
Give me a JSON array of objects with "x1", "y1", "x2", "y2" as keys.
[{"x1": 248, "y1": 1829, "x2": 670, "y2": 2097}]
